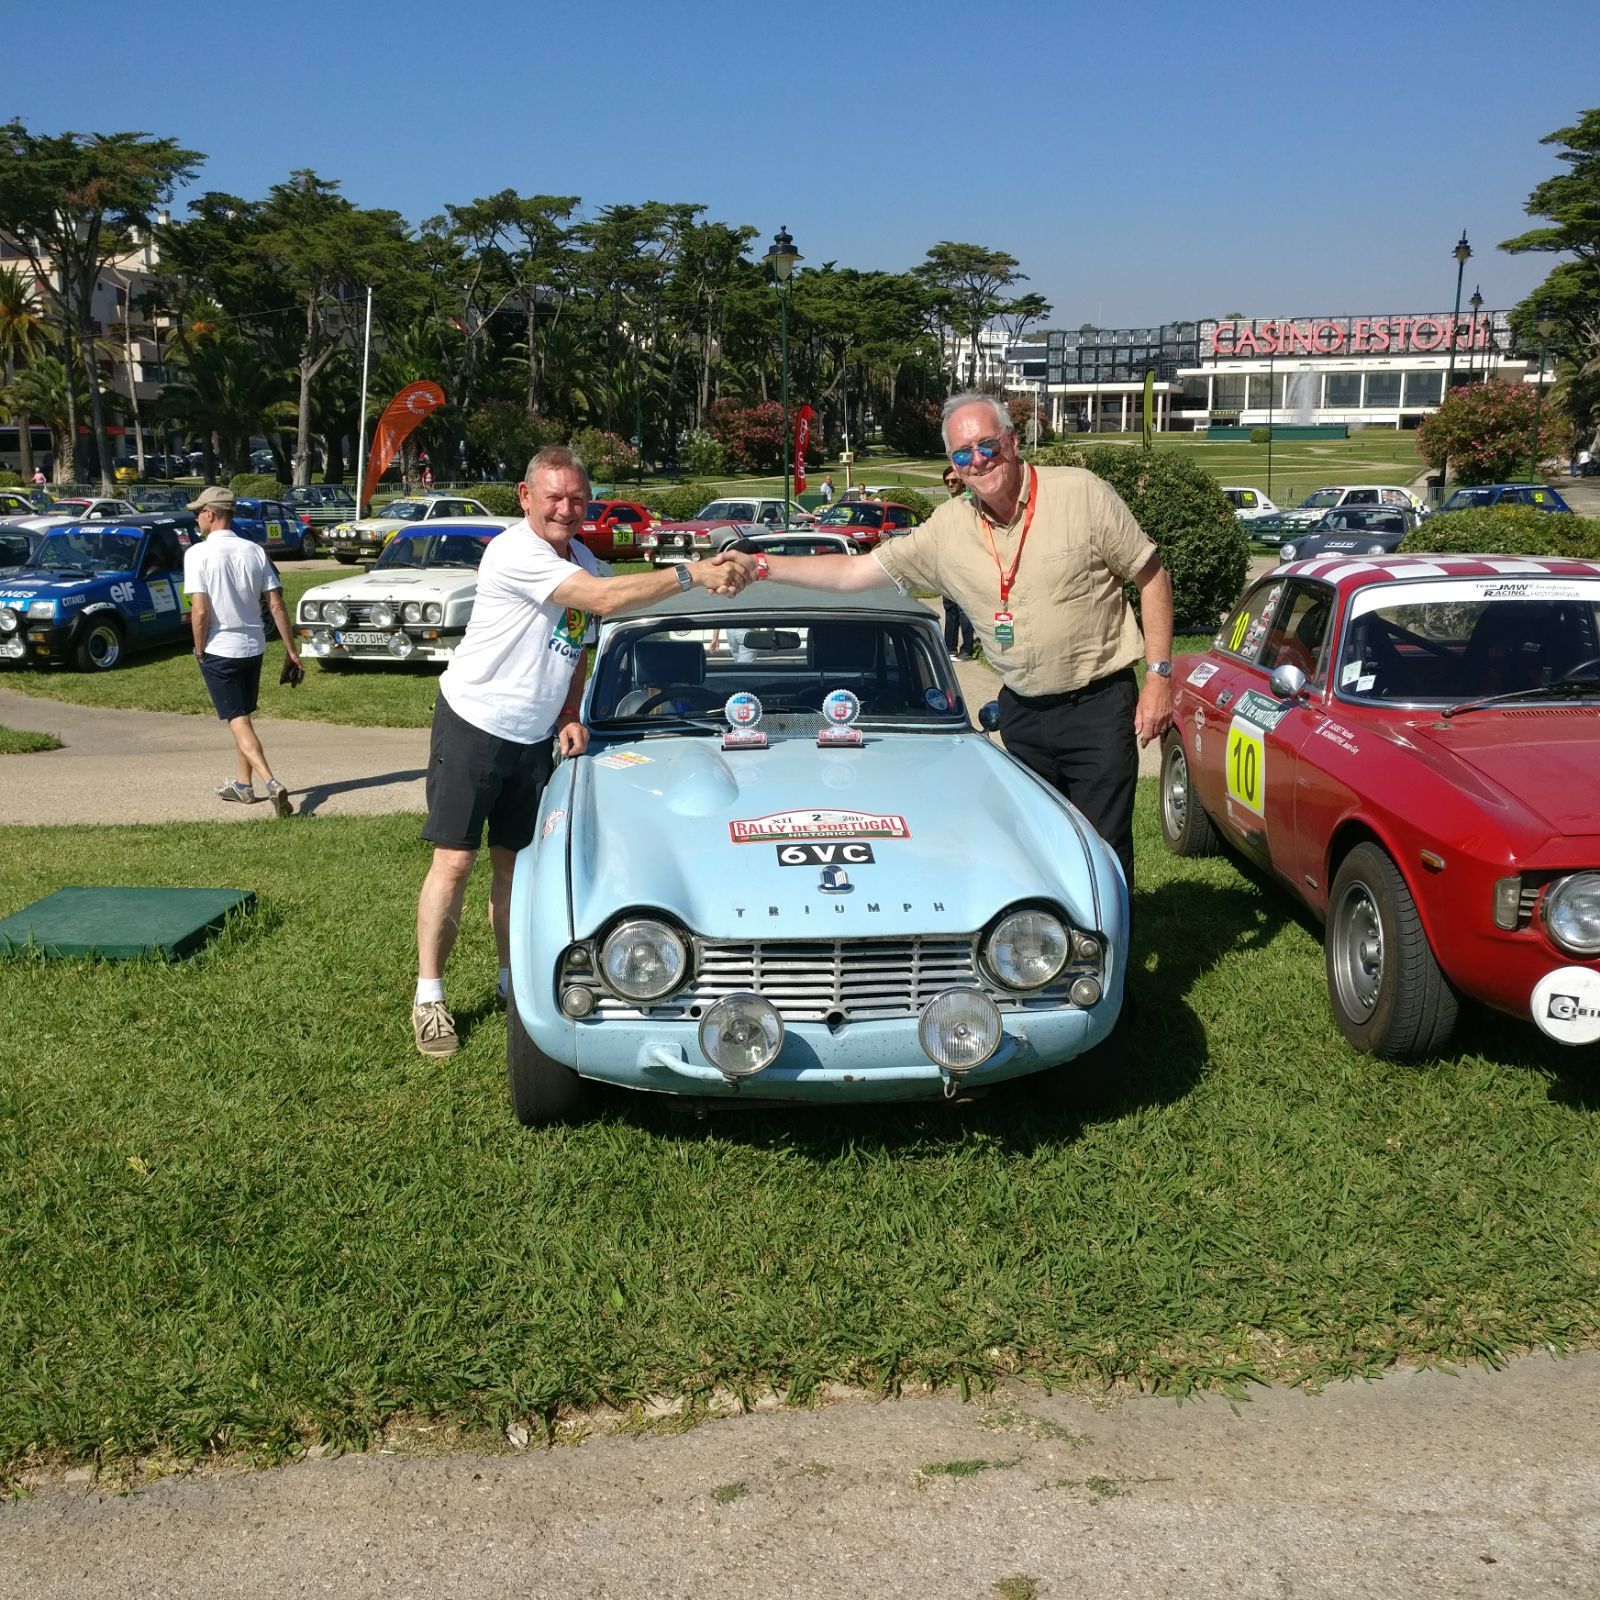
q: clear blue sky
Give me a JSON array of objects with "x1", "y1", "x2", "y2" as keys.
[{"x1": 12, "y1": 0, "x2": 1595, "y2": 325}]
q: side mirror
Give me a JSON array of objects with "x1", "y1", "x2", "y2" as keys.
[
  {"x1": 978, "y1": 700, "x2": 1002, "y2": 733},
  {"x1": 1269, "y1": 663, "x2": 1308, "y2": 699}
]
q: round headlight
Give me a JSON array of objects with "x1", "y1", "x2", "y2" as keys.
[
  {"x1": 402, "y1": 601, "x2": 422, "y2": 624},
  {"x1": 424, "y1": 602, "x2": 442, "y2": 624},
  {"x1": 323, "y1": 600, "x2": 349, "y2": 628},
  {"x1": 0, "y1": 607, "x2": 18, "y2": 635},
  {"x1": 1280, "y1": 543, "x2": 1299, "y2": 562},
  {"x1": 699, "y1": 993, "x2": 783, "y2": 1077},
  {"x1": 918, "y1": 988, "x2": 1001, "y2": 1073},
  {"x1": 985, "y1": 909, "x2": 1069, "y2": 990},
  {"x1": 370, "y1": 602, "x2": 396, "y2": 629},
  {"x1": 388, "y1": 631, "x2": 415, "y2": 658},
  {"x1": 600, "y1": 918, "x2": 687, "y2": 1002},
  {"x1": 299, "y1": 600, "x2": 321, "y2": 622},
  {"x1": 1544, "y1": 873, "x2": 1600, "y2": 956}
]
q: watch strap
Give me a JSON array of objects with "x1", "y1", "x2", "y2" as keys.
[{"x1": 674, "y1": 564, "x2": 693, "y2": 591}]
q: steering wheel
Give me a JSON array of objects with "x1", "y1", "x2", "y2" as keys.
[
  {"x1": 1559, "y1": 655, "x2": 1600, "y2": 681},
  {"x1": 627, "y1": 685, "x2": 725, "y2": 716}
]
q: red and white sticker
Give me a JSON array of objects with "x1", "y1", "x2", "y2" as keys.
[{"x1": 730, "y1": 809, "x2": 910, "y2": 843}]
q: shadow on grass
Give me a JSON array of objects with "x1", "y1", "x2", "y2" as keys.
[{"x1": 548, "y1": 871, "x2": 1296, "y2": 1158}]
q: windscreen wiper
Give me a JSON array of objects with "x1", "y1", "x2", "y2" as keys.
[{"x1": 1442, "y1": 678, "x2": 1600, "y2": 719}]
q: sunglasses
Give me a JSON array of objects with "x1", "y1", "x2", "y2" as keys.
[{"x1": 948, "y1": 436, "x2": 1003, "y2": 469}]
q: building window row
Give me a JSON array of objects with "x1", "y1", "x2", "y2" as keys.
[{"x1": 1196, "y1": 370, "x2": 1447, "y2": 412}]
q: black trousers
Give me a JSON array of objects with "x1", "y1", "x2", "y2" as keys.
[
  {"x1": 942, "y1": 597, "x2": 974, "y2": 655},
  {"x1": 997, "y1": 669, "x2": 1139, "y2": 894}
]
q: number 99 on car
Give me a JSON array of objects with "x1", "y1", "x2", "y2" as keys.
[{"x1": 1226, "y1": 718, "x2": 1265, "y2": 815}]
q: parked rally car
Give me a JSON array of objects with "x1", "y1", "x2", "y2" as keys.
[
  {"x1": 579, "y1": 499, "x2": 656, "y2": 561},
  {"x1": 1253, "y1": 484, "x2": 1431, "y2": 544},
  {"x1": 234, "y1": 496, "x2": 324, "y2": 560},
  {"x1": 809, "y1": 500, "x2": 923, "y2": 549},
  {"x1": 0, "y1": 515, "x2": 197, "y2": 671},
  {"x1": 323, "y1": 494, "x2": 493, "y2": 563},
  {"x1": 1160, "y1": 553, "x2": 1600, "y2": 1056},
  {"x1": 295, "y1": 518, "x2": 518, "y2": 668},
  {"x1": 1276, "y1": 505, "x2": 1423, "y2": 564},
  {"x1": 638, "y1": 496, "x2": 813, "y2": 565},
  {"x1": 506, "y1": 584, "x2": 1130, "y2": 1125}
]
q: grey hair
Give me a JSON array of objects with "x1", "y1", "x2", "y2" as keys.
[
  {"x1": 523, "y1": 445, "x2": 590, "y2": 488},
  {"x1": 939, "y1": 392, "x2": 1014, "y2": 450}
]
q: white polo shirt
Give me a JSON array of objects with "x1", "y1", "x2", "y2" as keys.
[
  {"x1": 182, "y1": 528, "x2": 279, "y2": 659},
  {"x1": 438, "y1": 522, "x2": 599, "y2": 745}
]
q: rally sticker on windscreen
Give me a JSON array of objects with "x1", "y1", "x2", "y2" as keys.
[{"x1": 730, "y1": 809, "x2": 910, "y2": 843}]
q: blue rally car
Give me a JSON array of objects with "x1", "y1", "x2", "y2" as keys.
[
  {"x1": 506, "y1": 584, "x2": 1131, "y2": 1125},
  {"x1": 0, "y1": 514, "x2": 197, "y2": 671}
]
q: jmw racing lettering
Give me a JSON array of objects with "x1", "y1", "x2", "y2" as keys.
[{"x1": 730, "y1": 810, "x2": 910, "y2": 843}]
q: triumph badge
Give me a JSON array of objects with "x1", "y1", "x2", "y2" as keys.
[{"x1": 819, "y1": 865, "x2": 854, "y2": 894}]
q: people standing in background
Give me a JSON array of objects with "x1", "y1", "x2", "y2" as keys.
[
  {"x1": 819, "y1": 475, "x2": 834, "y2": 505},
  {"x1": 939, "y1": 465, "x2": 976, "y2": 661}
]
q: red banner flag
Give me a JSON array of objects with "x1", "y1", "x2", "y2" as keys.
[
  {"x1": 361, "y1": 381, "x2": 446, "y2": 512},
  {"x1": 793, "y1": 404, "x2": 814, "y2": 496}
]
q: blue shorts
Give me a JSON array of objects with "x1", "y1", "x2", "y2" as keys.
[{"x1": 198, "y1": 652, "x2": 264, "y2": 721}]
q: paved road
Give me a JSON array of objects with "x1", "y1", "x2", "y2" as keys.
[{"x1": 5, "y1": 1352, "x2": 1597, "y2": 1598}]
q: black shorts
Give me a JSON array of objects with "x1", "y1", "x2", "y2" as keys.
[
  {"x1": 198, "y1": 651, "x2": 264, "y2": 721},
  {"x1": 421, "y1": 694, "x2": 554, "y2": 854}
]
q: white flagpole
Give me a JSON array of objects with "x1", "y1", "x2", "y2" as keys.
[{"x1": 353, "y1": 286, "x2": 374, "y2": 512}]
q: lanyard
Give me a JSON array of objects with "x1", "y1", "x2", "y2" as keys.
[{"x1": 976, "y1": 465, "x2": 1037, "y2": 607}]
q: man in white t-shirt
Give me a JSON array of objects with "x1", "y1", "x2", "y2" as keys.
[
  {"x1": 412, "y1": 444, "x2": 751, "y2": 1056},
  {"x1": 183, "y1": 485, "x2": 303, "y2": 817}
]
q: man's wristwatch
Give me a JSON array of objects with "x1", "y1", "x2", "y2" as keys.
[
  {"x1": 1147, "y1": 661, "x2": 1173, "y2": 678},
  {"x1": 674, "y1": 564, "x2": 693, "y2": 591}
]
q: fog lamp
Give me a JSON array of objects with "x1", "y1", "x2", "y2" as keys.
[
  {"x1": 699, "y1": 993, "x2": 783, "y2": 1078},
  {"x1": 371, "y1": 602, "x2": 396, "y2": 629},
  {"x1": 917, "y1": 989, "x2": 1001, "y2": 1073},
  {"x1": 560, "y1": 986, "x2": 596, "y2": 1018},
  {"x1": 388, "y1": 632, "x2": 415, "y2": 659},
  {"x1": 1070, "y1": 976, "x2": 1103, "y2": 1008}
]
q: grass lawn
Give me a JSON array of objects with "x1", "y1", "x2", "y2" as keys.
[
  {"x1": 3, "y1": 789, "x2": 1597, "y2": 1475},
  {"x1": 0, "y1": 724, "x2": 60, "y2": 753}
]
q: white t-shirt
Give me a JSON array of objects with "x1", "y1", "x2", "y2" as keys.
[
  {"x1": 438, "y1": 521, "x2": 600, "y2": 745},
  {"x1": 182, "y1": 529, "x2": 279, "y2": 658}
]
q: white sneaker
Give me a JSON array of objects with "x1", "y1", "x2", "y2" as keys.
[{"x1": 216, "y1": 780, "x2": 257, "y2": 803}]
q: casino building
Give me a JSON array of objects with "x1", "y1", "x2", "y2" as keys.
[{"x1": 1000, "y1": 312, "x2": 1541, "y2": 434}]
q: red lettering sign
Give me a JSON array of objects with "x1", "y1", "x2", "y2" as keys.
[{"x1": 1411, "y1": 317, "x2": 1443, "y2": 352}]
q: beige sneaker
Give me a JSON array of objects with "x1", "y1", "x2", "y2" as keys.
[{"x1": 412, "y1": 1000, "x2": 459, "y2": 1056}]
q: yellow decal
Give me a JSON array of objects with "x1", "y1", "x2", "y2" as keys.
[
  {"x1": 1226, "y1": 719, "x2": 1265, "y2": 815},
  {"x1": 1229, "y1": 609, "x2": 1251, "y2": 652}
]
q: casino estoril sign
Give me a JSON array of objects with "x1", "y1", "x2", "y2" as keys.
[{"x1": 1208, "y1": 315, "x2": 1498, "y2": 358}]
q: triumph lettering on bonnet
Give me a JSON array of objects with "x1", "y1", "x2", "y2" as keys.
[{"x1": 734, "y1": 900, "x2": 945, "y2": 918}]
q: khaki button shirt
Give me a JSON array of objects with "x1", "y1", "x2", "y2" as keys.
[{"x1": 874, "y1": 466, "x2": 1157, "y2": 696}]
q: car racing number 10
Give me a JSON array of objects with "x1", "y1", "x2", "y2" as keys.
[{"x1": 1224, "y1": 691, "x2": 1290, "y2": 819}]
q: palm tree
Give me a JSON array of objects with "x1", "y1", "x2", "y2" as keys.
[
  {"x1": 159, "y1": 336, "x2": 293, "y2": 480},
  {"x1": 4, "y1": 356, "x2": 86, "y2": 483},
  {"x1": 0, "y1": 266, "x2": 49, "y2": 479}
]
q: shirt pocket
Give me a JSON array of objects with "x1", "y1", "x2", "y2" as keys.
[{"x1": 1030, "y1": 538, "x2": 1095, "y2": 600}]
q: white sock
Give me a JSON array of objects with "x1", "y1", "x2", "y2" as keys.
[
  {"x1": 498, "y1": 967, "x2": 510, "y2": 999},
  {"x1": 415, "y1": 978, "x2": 445, "y2": 1006}
]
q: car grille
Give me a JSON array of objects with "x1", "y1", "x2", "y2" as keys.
[{"x1": 563, "y1": 935, "x2": 1086, "y2": 1022}]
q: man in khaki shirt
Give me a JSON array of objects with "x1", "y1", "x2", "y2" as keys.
[{"x1": 715, "y1": 392, "x2": 1174, "y2": 892}]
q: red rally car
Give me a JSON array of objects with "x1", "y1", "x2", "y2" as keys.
[
  {"x1": 1159, "y1": 553, "x2": 1600, "y2": 1057},
  {"x1": 579, "y1": 500, "x2": 656, "y2": 561}
]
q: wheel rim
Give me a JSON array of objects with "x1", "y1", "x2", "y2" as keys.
[
  {"x1": 86, "y1": 625, "x2": 120, "y2": 669},
  {"x1": 1330, "y1": 879, "x2": 1384, "y2": 1022},
  {"x1": 1161, "y1": 742, "x2": 1190, "y2": 838},
  {"x1": 301, "y1": 533, "x2": 318, "y2": 557}
]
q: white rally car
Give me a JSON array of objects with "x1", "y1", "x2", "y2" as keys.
[
  {"x1": 294, "y1": 518, "x2": 517, "y2": 667},
  {"x1": 323, "y1": 493, "x2": 494, "y2": 564}
]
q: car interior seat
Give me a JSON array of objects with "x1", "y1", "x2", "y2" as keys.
[
  {"x1": 1463, "y1": 604, "x2": 1553, "y2": 697},
  {"x1": 808, "y1": 621, "x2": 886, "y2": 710},
  {"x1": 615, "y1": 638, "x2": 708, "y2": 716}
]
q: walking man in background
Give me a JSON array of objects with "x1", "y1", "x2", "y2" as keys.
[
  {"x1": 183, "y1": 485, "x2": 301, "y2": 816},
  {"x1": 412, "y1": 445, "x2": 750, "y2": 1057},
  {"x1": 939, "y1": 464, "x2": 976, "y2": 660}
]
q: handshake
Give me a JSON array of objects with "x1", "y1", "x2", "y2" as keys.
[{"x1": 689, "y1": 548, "x2": 761, "y2": 597}]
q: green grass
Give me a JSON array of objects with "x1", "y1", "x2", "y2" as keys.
[
  {"x1": 3, "y1": 790, "x2": 1598, "y2": 1475},
  {"x1": 0, "y1": 723, "x2": 60, "y2": 753}
]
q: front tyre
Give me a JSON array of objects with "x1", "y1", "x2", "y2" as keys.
[
  {"x1": 1040, "y1": 1005, "x2": 1130, "y2": 1112},
  {"x1": 74, "y1": 617, "x2": 124, "y2": 672},
  {"x1": 298, "y1": 529, "x2": 320, "y2": 558},
  {"x1": 507, "y1": 980, "x2": 590, "y2": 1126},
  {"x1": 1159, "y1": 732, "x2": 1219, "y2": 856},
  {"x1": 1325, "y1": 842, "x2": 1458, "y2": 1058}
]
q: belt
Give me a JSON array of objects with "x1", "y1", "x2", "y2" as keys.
[{"x1": 1000, "y1": 667, "x2": 1136, "y2": 709}]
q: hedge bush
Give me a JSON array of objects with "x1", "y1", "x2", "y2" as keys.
[
  {"x1": 1250, "y1": 427, "x2": 1272, "y2": 445},
  {"x1": 633, "y1": 483, "x2": 710, "y2": 522},
  {"x1": 892, "y1": 487, "x2": 936, "y2": 523},
  {"x1": 1031, "y1": 443, "x2": 1249, "y2": 627},
  {"x1": 470, "y1": 482, "x2": 521, "y2": 517},
  {"x1": 1398, "y1": 505, "x2": 1600, "y2": 558},
  {"x1": 0, "y1": 470, "x2": 19, "y2": 488},
  {"x1": 228, "y1": 473, "x2": 287, "y2": 500}
]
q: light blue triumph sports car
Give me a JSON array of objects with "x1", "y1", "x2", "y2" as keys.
[{"x1": 506, "y1": 584, "x2": 1130, "y2": 1123}]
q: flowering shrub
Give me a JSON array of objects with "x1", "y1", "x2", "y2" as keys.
[
  {"x1": 707, "y1": 399, "x2": 785, "y2": 472},
  {"x1": 570, "y1": 427, "x2": 638, "y2": 482},
  {"x1": 679, "y1": 428, "x2": 727, "y2": 476},
  {"x1": 1417, "y1": 380, "x2": 1574, "y2": 486}
]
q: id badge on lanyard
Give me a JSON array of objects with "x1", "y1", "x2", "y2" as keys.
[
  {"x1": 993, "y1": 610, "x2": 1015, "y2": 646},
  {"x1": 979, "y1": 465, "x2": 1036, "y2": 652}
]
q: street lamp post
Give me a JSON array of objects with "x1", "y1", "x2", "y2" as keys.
[
  {"x1": 1530, "y1": 307, "x2": 1555, "y2": 482},
  {"x1": 1468, "y1": 287, "x2": 1483, "y2": 382},
  {"x1": 763, "y1": 226, "x2": 801, "y2": 517},
  {"x1": 1438, "y1": 231, "x2": 1472, "y2": 495},
  {"x1": 1266, "y1": 340, "x2": 1275, "y2": 503}
]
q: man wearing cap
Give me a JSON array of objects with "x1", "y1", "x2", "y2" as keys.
[{"x1": 182, "y1": 485, "x2": 302, "y2": 816}]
